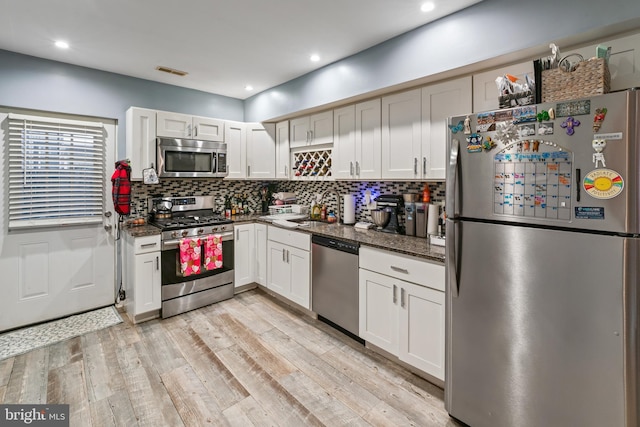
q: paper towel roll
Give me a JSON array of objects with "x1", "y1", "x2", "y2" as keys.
[
  {"x1": 343, "y1": 194, "x2": 356, "y2": 224},
  {"x1": 427, "y1": 204, "x2": 440, "y2": 235}
]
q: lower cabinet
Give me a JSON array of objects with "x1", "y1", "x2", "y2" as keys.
[
  {"x1": 359, "y1": 246, "x2": 445, "y2": 381},
  {"x1": 234, "y1": 223, "x2": 267, "y2": 289},
  {"x1": 266, "y1": 225, "x2": 311, "y2": 309},
  {"x1": 124, "y1": 233, "x2": 161, "y2": 323}
]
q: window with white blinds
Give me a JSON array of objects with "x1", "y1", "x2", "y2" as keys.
[{"x1": 7, "y1": 113, "x2": 106, "y2": 230}]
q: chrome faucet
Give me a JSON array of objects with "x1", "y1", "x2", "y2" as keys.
[{"x1": 320, "y1": 189, "x2": 341, "y2": 223}]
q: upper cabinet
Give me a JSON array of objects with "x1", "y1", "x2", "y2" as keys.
[
  {"x1": 156, "y1": 111, "x2": 224, "y2": 141},
  {"x1": 333, "y1": 99, "x2": 382, "y2": 180},
  {"x1": 225, "y1": 121, "x2": 247, "y2": 179},
  {"x1": 246, "y1": 123, "x2": 276, "y2": 179},
  {"x1": 126, "y1": 107, "x2": 157, "y2": 180},
  {"x1": 381, "y1": 88, "x2": 423, "y2": 179},
  {"x1": 421, "y1": 76, "x2": 472, "y2": 180},
  {"x1": 275, "y1": 121, "x2": 290, "y2": 179},
  {"x1": 226, "y1": 122, "x2": 277, "y2": 179},
  {"x1": 290, "y1": 111, "x2": 333, "y2": 148},
  {"x1": 381, "y1": 77, "x2": 471, "y2": 180}
]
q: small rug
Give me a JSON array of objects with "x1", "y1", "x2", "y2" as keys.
[{"x1": 0, "y1": 306, "x2": 123, "y2": 361}]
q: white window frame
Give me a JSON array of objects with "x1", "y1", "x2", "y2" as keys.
[{"x1": 7, "y1": 113, "x2": 107, "y2": 230}]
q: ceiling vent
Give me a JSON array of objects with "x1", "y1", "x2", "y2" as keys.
[{"x1": 155, "y1": 66, "x2": 188, "y2": 77}]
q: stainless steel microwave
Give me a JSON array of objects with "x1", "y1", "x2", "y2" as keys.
[{"x1": 156, "y1": 137, "x2": 228, "y2": 178}]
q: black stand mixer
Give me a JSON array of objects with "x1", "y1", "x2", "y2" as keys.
[{"x1": 375, "y1": 195, "x2": 405, "y2": 234}]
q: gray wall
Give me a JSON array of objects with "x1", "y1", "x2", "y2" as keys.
[
  {"x1": 245, "y1": 0, "x2": 640, "y2": 121},
  {"x1": 0, "y1": 49, "x2": 244, "y2": 156}
]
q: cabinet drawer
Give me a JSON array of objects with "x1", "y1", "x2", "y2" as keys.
[
  {"x1": 267, "y1": 226, "x2": 310, "y2": 251},
  {"x1": 359, "y1": 246, "x2": 444, "y2": 292},
  {"x1": 133, "y1": 235, "x2": 161, "y2": 255}
]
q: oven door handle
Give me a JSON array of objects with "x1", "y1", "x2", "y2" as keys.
[{"x1": 162, "y1": 231, "x2": 234, "y2": 249}]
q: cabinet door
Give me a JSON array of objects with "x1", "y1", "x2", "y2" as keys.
[
  {"x1": 255, "y1": 224, "x2": 267, "y2": 286},
  {"x1": 358, "y1": 269, "x2": 399, "y2": 353},
  {"x1": 421, "y1": 77, "x2": 472, "y2": 180},
  {"x1": 234, "y1": 224, "x2": 255, "y2": 288},
  {"x1": 381, "y1": 89, "x2": 422, "y2": 179},
  {"x1": 225, "y1": 121, "x2": 246, "y2": 179},
  {"x1": 193, "y1": 116, "x2": 224, "y2": 142},
  {"x1": 309, "y1": 110, "x2": 333, "y2": 145},
  {"x1": 355, "y1": 99, "x2": 381, "y2": 179},
  {"x1": 332, "y1": 105, "x2": 356, "y2": 179},
  {"x1": 134, "y1": 251, "x2": 161, "y2": 314},
  {"x1": 267, "y1": 240, "x2": 289, "y2": 297},
  {"x1": 472, "y1": 61, "x2": 533, "y2": 112},
  {"x1": 156, "y1": 111, "x2": 192, "y2": 138},
  {"x1": 290, "y1": 116, "x2": 310, "y2": 148},
  {"x1": 126, "y1": 107, "x2": 157, "y2": 180},
  {"x1": 275, "y1": 121, "x2": 290, "y2": 179},
  {"x1": 287, "y1": 247, "x2": 310, "y2": 309},
  {"x1": 246, "y1": 123, "x2": 276, "y2": 179},
  {"x1": 399, "y1": 282, "x2": 445, "y2": 381}
]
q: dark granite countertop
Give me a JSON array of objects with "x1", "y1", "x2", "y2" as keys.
[{"x1": 124, "y1": 214, "x2": 445, "y2": 263}]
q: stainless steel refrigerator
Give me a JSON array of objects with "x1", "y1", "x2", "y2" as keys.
[{"x1": 445, "y1": 90, "x2": 640, "y2": 427}]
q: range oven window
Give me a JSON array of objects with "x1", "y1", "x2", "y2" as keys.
[
  {"x1": 164, "y1": 150, "x2": 214, "y2": 173},
  {"x1": 161, "y1": 238, "x2": 234, "y2": 286}
]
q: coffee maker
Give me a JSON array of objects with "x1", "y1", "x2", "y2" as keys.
[{"x1": 375, "y1": 195, "x2": 404, "y2": 234}]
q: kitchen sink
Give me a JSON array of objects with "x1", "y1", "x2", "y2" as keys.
[{"x1": 259, "y1": 213, "x2": 309, "y2": 221}]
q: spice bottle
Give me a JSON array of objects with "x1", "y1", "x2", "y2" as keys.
[{"x1": 321, "y1": 204, "x2": 327, "y2": 220}]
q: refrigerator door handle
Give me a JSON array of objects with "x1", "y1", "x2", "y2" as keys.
[
  {"x1": 446, "y1": 219, "x2": 459, "y2": 298},
  {"x1": 446, "y1": 139, "x2": 459, "y2": 217}
]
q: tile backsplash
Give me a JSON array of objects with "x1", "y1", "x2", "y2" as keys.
[{"x1": 130, "y1": 179, "x2": 445, "y2": 223}]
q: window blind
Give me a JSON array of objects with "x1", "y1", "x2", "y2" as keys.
[{"x1": 7, "y1": 113, "x2": 106, "y2": 230}]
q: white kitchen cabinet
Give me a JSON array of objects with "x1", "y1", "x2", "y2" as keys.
[
  {"x1": 275, "y1": 121, "x2": 290, "y2": 179},
  {"x1": 334, "y1": 99, "x2": 382, "y2": 180},
  {"x1": 381, "y1": 88, "x2": 422, "y2": 179},
  {"x1": 234, "y1": 223, "x2": 267, "y2": 290},
  {"x1": 125, "y1": 107, "x2": 157, "y2": 180},
  {"x1": 156, "y1": 111, "x2": 224, "y2": 141},
  {"x1": 472, "y1": 61, "x2": 534, "y2": 112},
  {"x1": 421, "y1": 76, "x2": 472, "y2": 180},
  {"x1": 225, "y1": 121, "x2": 247, "y2": 179},
  {"x1": 124, "y1": 233, "x2": 161, "y2": 323},
  {"x1": 359, "y1": 246, "x2": 445, "y2": 381},
  {"x1": 289, "y1": 110, "x2": 333, "y2": 148},
  {"x1": 255, "y1": 223, "x2": 267, "y2": 286},
  {"x1": 246, "y1": 123, "x2": 276, "y2": 179},
  {"x1": 234, "y1": 223, "x2": 255, "y2": 288},
  {"x1": 266, "y1": 225, "x2": 311, "y2": 309}
]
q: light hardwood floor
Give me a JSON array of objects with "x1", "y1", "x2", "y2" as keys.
[{"x1": 0, "y1": 289, "x2": 461, "y2": 427}]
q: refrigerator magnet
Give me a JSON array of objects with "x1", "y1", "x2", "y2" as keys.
[
  {"x1": 592, "y1": 139, "x2": 607, "y2": 168},
  {"x1": 583, "y1": 169, "x2": 624, "y2": 199},
  {"x1": 466, "y1": 133, "x2": 483, "y2": 153},
  {"x1": 593, "y1": 107, "x2": 607, "y2": 132},
  {"x1": 448, "y1": 120, "x2": 464, "y2": 134},
  {"x1": 482, "y1": 136, "x2": 497, "y2": 151},
  {"x1": 560, "y1": 116, "x2": 580, "y2": 135}
]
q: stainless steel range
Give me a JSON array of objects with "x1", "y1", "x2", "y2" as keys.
[{"x1": 148, "y1": 195, "x2": 234, "y2": 318}]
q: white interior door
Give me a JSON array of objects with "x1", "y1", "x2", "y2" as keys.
[{"x1": 0, "y1": 110, "x2": 117, "y2": 331}]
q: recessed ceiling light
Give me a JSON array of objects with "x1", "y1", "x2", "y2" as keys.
[
  {"x1": 310, "y1": 54, "x2": 320, "y2": 62},
  {"x1": 420, "y1": 2, "x2": 435, "y2": 12},
  {"x1": 54, "y1": 40, "x2": 69, "y2": 49},
  {"x1": 245, "y1": 85, "x2": 254, "y2": 91}
]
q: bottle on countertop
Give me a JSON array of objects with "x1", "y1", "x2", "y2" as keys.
[
  {"x1": 312, "y1": 202, "x2": 321, "y2": 220},
  {"x1": 422, "y1": 184, "x2": 431, "y2": 203},
  {"x1": 321, "y1": 204, "x2": 327, "y2": 221}
]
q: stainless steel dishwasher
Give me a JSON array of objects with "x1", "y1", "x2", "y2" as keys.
[{"x1": 311, "y1": 235, "x2": 362, "y2": 341}]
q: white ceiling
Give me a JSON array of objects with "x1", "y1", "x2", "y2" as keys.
[{"x1": 0, "y1": 0, "x2": 482, "y2": 100}]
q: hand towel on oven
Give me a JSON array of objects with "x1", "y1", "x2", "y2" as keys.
[
  {"x1": 179, "y1": 237, "x2": 201, "y2": 276},
  {"x1": 204, "y1": 234, "x2": 223, "y2": 270}
]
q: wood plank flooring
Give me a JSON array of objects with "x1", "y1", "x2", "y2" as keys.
[{"x1": 0, "y1": 289, "x2": 462, "y2": 427}]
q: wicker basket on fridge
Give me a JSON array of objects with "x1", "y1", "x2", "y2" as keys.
[{"x1": 541, "y1": 57, "x2": 611, "y2": 102}]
